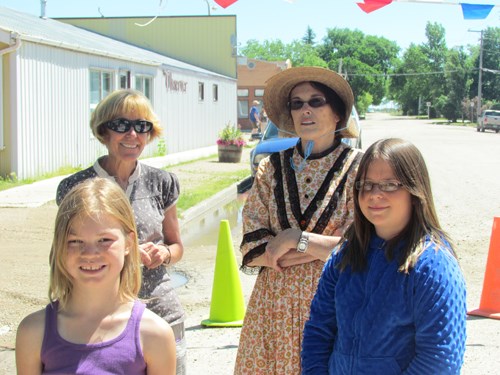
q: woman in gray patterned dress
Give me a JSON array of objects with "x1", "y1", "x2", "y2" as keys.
[{"x1": 56, "y1": 89, "x2": 187, "y2": 374}]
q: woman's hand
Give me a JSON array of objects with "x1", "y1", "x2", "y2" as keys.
[
  {"x1": 278, "y1": 250, "x2": 316, "y2": 268},
  {"x1": 265, "y1": 228, "x2": 302, "y2": 272},
  {"x1": 140, "y1": 242, "x2": 170, "y2": 269}
]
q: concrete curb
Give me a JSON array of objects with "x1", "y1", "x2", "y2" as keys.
[{"x1": 179, "y1": 182, "x2": 239, "y2": 229}]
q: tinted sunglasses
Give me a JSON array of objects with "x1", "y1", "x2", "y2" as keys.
[
  {"x1": 355, "y1": 180, "x2": 404, "y2": 192},
  {"x1": 288, "y1": 97, "x2": 328, "y2": 111},
  {"x1": 103, "y1": 118, "x2": 153, "y2": 134}
]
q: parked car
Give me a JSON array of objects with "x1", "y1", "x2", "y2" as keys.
[
  {"x1": 477, "y1": 110, "x2": 500, "y2": 133},
  {"x1": 250, "y1": 107, "x2": 362, "y2": 177}
]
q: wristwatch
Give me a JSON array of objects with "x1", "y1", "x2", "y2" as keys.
[{"x1": 297, "y1": 232, "x2": 309, "y2": 253}]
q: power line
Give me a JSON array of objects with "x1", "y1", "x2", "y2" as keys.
[{"x1": 347, "y1": 69, "x2": 477, "y2": 77}]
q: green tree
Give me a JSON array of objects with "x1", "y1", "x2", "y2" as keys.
[
  {"x1": 389, "y1": 44, "x2": 430, "y2": 115},
  {"x1": 471, "y1": 27, "x2": 500, "y2": 103},
  {"x1": 356, "y1": 92, "x2": 373, "y2": 116},
  {"x1": 302, "y1": 26, "x2": 316, "y2": 45},
  {"x1": 420, "y1": 22, "x2": 448, "y2": 112},
  {"x1": 239, "y1": 39, "x2": 288, "y2": 61},
  {"x1": 240, "y1": 39, "x2": 326, "y2": 68},
  {"x1": 436, "y1": 46, "x2": 474, "y2": 122},
  {"x1": 318, "y1": 28, "x2": 399, "y2": 105}
]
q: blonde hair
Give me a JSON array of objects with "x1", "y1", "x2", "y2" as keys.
[
  {"x1": 91, "y1": 89, "x2": 162, "y2": 144},
  {"x1": 49, "y1": 178, "x2": 142, "y2": 308}
]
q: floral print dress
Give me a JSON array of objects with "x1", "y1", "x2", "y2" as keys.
[{"x1": 234, "y1": 141, "x2": 362, "y2": 375}]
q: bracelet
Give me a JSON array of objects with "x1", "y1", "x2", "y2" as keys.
[{"x1": 164, "y1": 245, "x2": 172, "y2": 265}]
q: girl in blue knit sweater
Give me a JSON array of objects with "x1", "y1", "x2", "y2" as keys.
[{"x1": 302, "y1": 138, "x2": 467, "y2": 374}]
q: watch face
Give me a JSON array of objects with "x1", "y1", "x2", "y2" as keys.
[{"x1": 297, "y1": 238, "x2": 308, "y2": 252}]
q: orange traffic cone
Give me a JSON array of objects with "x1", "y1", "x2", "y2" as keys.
[
  {"x1": 468, "y1": 217, "x2": 500, "y2": 319},
  {"x1": 201, "y1": 220, "x2": 246, "y2": 327}
]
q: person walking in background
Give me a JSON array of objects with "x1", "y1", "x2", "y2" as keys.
[
  {"x1": 56, "y1": 89, "x2": 187, "y2": 374},
  {"x1": 259, "y1": 107, "x2": 269, "y2": 133},
  {"x1": 302, "y1": 138, "x2": 467, "y2": 374},
  {"x1": 249, "y1": 100, "x2": 261, "y2": 133},
  {"x1": 16, "y1": 178, "x2": 176, "y2": 375},
  {"x1": 234, "y1": 67, "x2": 363, "y2": 374}
]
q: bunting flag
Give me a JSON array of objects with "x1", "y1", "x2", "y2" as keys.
[
  {"x1": 357, "y1": 0, "x2": 393, "y2": 13},
  {"x1": 214, "y1": 0, "x2": 238, "y2": 8},
  {"x1": 461, "y1": 3, "x2": 495, "y2": 19},
  {"x1": 357, "y1": 0, "x2": 498, "y2": 19}
]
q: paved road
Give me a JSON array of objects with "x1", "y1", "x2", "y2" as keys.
[
  {"x1": 2, "y1": 113, "x2": 499, "y2": 374},
  {"x1": 187, "y1": 112, "x2": 500, "y2": 374}
]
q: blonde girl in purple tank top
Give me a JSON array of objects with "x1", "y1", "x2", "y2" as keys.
[{"x1": 16, "y1": 178, "x2": 176, "y2": 375}]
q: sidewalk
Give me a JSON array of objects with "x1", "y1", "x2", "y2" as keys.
[{"x1": 0, "y1": 145, "x2": 221, "y2": 208}]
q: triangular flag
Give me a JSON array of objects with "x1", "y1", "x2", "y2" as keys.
[
  {"x1": 461, "y1": 3, "x2": 494, "y2": 19},
  {"x1": 214, "y1": 0, "x2": 238, "y2": 9},
  {"x1": 357, "y1": 0, "x2": 393, "y2": 14}
]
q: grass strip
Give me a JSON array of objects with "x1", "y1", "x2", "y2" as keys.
[{"x1": 176, "y1": 169, "x2": 250, "y2": 215}]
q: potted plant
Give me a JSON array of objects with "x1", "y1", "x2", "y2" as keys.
[{"x1": 217, "y1": 123, "x2": 246, "y2": 163}]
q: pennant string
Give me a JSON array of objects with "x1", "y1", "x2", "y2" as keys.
[{"x1": 357, "y1": 0, "x2": 498, "y2": 19}]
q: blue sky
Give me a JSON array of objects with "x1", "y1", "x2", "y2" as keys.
[{"x1": 1, "y1": 0, "x2": 498, "y2": 52}]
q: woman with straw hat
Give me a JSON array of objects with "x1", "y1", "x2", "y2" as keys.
[{"x1": 234, "y1": 66, "x2": 363, "y2": 374}]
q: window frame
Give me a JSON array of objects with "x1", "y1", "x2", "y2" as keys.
[
  {"x1": 198, "y1": 82, "x2": 205, "y2": 101},
  {"x1": 213, "y1": 84, "x2": 218, "y2": 102},
  {"x1": 89, "y1": 68, "x2": 114, "y2": 112},
  {"x1": 135, "y1": 74, "x2": 153, "y2": 100}
]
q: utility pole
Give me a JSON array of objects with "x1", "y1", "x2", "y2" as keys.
[
  {"x1": 469, "y1": 29, "x2": 484, "y2": 123},
  {"x1": 478, "y1": 30, "x2": 484, "y2": 123}
]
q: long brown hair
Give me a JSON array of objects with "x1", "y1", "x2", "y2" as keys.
[{"x1": 338, "y1": 138, "x2": 456, "y2": 273}]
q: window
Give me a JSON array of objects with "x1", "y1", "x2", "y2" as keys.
[
  {"x1": 254, "y1": 89, "x2": 264, "y2": 97},
  {"x1": 238, "y1": 100, "x2": 249, "y2": 119},
  {"x1": 198, "y1": 82, "x2": 204, "y2": 101},
  {"x1": 90, "y1": 69, "x2": 113, "y2": 111},
  {"x1": 119, "y1": 70, "x2": 130, "y2": 89},
  {"x1": 237, "y1": 89, "x2": 249, "y2": 97},
  {"x1": 213, "y1": 84, "x2": 218, "y2": 102},
  {"x1": 135, "y1": 75, "x2": 152, "y2": 100}
]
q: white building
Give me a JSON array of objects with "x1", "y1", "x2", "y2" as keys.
[{"x1": 0, "y1": 7, "x2": 237, "y2": 179}]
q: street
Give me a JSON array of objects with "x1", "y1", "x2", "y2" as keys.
[
  {"x1": 1, "y1": 113, "x2": 499, "y2": 374},
  {"x1": 185, "y1": 112, "x2": 500, "y2": 374}
]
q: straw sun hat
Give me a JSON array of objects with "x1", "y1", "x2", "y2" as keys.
[{"x1": 263, "y1": 66, "x2": 358, "y2": 138}]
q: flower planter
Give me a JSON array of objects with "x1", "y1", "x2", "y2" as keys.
[{"x1": 218, "y1": 144, "x2": 243, "y2": 163}]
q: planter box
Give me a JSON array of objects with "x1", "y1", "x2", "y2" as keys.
[{"x1": 218, "y1": 144, "x2": 243, "y2": 163}]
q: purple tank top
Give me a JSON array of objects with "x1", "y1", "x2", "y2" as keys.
[{"x1": 41, "y1": 300, "x2": 147, "y2": 375}]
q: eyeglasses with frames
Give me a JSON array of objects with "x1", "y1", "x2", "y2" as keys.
[
  {"x1": 103, "y1": 118, "x2": 153, "y2": 134},
  {"x1": 288, "y1": 97, "x2": 329, "y2": 111},
  {"x1": 355, "y1": 180, "x2": 404, "y2": 192}
]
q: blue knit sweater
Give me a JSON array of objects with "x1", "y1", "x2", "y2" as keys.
[{"x1": 302, "y1": 235, "x2": 467, "y2": 374}]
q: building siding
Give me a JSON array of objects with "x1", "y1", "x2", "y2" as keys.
[
  {"x1": 57, "y1": 16, "x2": 238, "y2": 79},
  {"x1": 9, "y1": 41, "x2": 236, "y2": 179}
]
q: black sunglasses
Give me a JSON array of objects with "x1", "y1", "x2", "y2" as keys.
[
  {"x1": 288, "y1": 97, "x2": 329, "y2": 111},
  {"x1": 103, "y1": 118, "x2": 153, "y2": 134}
]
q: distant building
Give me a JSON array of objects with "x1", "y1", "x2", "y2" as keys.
[
  {"x1": 0, "y1": 7, "x2": 237, "y2": 179},
  {"x1": 237, "y1": 57, "x2": 289, "y2": 131}
]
